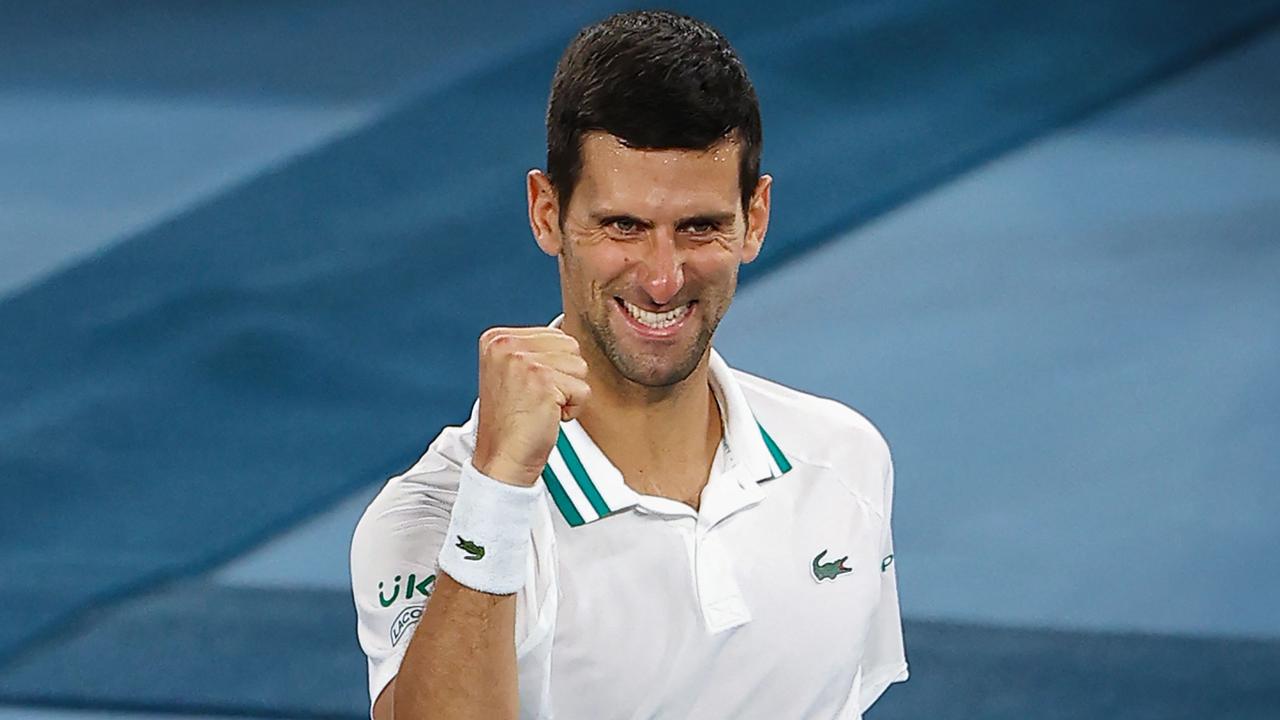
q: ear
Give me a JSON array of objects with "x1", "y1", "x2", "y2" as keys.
[
  {"x1": 527, "y1": 170, "x2": 562, "y2": 256},
  {"x1": 742, "y1": 174, "x2": 772, "y2": 264}
]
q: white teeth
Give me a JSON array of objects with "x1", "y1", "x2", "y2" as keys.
[{"x1": 621, "y1": 300, "x2": 690, "y2": 329}]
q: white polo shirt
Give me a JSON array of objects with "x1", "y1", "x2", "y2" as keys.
[{"x1": 351, "y1": 346, "x2": 908, "y2": 719}]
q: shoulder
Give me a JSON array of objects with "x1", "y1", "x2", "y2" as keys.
[
  {"x1": 350, "y1": 419, "x2": 475, "y2": 576},
  {"x1": 733, "y1": 367, "x2": 891, "y2": 466},
  {"x1": 733, "y1": 368, "x2": 894, "y2": 511}
]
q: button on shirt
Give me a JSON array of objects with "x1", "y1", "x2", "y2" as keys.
[{"x1": 351, "y1": 348, "x2": 908, "y2": 719}]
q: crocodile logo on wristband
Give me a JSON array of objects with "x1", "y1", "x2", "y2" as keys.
[{"x1": 456, "y1": 536, "x2": 485, "y2": 561}]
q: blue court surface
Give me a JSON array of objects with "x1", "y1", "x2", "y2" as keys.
[{"x1": 2, "y1": 2, "x2": 1278, "y2": 718}]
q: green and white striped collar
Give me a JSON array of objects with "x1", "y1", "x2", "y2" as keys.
[{"x1": 540, "y1": 348, "x2": 792, "y2": 527}]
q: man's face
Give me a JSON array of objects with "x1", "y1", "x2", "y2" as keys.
[{"x1": 530, "y1": 132, "x2": 770, "y2": 388}]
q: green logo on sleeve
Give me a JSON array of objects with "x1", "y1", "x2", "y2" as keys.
[
  {"x1": 812, "y1": 549, "x2": 853, "y2": 582},
  {"x1": 378, "y1": 573, "x2": 436, "y2": 607},
  {"x1": 881, "y1": 554, "x2": 895, "y2": 572},
  {"x1": 456, "y1": 536, "x2": 485, "y2": 561}
]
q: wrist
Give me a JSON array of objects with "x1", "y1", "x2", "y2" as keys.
[
  {"x1": 437, "y1": 460, "x2": 541, "y2": 595},
  {"x1": 472, "y1": 450, "x2": 543, "y2": 487}
]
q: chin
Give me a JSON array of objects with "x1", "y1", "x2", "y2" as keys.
[
  {"x1": 580, "y1": 298, "x2": 717, "y2": 388},
  {"x1": 609, "y1": 334, "x2": 708, "y2": 388},
  {"x1": 618, "y1": 360, "x2": 692, "y2": 388}
]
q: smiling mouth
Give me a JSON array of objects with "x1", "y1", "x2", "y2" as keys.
[{"x1": 615, "y1": 298, "x2": 695, "y2": 333}]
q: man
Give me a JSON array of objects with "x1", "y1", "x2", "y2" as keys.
[{"x1": 351, "y1": 10, "x2": 907, "y2": 719}]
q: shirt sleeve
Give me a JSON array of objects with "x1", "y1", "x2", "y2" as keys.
[
  {"x1": 858, "y1": 455, "x2": 910, "y2": 714},
  {"x1": 350, "y1": 446, "x2": 557, "y2": 719},
  {"x1": 349, "y1": 451, "x2": 459, "y2": 714}
]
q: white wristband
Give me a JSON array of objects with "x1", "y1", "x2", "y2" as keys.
[{"x1": 437, "y1": 460, "x2": 541, "y2": 595}]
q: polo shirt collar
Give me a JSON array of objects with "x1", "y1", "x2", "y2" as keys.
[{"x1": 538, "y1": 321, "x2": 791, "y2": 527}]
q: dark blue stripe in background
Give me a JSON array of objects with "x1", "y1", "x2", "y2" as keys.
[{"x1": 1, "y1": 0, "x2": 1277, "y2": 714}]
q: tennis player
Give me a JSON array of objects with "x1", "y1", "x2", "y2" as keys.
[{"x1": 351, "y1": 10, "x2": 908, "y2": 719}]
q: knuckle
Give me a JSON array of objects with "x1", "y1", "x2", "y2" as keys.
[{"x1": 480, "y1": 328, "x2": 510, "y2": 356}]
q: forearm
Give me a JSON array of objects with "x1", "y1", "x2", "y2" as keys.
[{"x1": 394, "y1": 571, "x2": 519, "y2": 719}]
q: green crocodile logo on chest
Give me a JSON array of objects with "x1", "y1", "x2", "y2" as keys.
[{"x1": 812, "y1": 549, "x2": 853, "y2": 582}]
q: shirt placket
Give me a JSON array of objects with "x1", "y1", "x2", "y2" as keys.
[
  {"x1": 694, "y1": 526, "x2": 752, "y2": 633},
  {"x1": 691, "y1": 464, "x2": 765, "y2": 634}
]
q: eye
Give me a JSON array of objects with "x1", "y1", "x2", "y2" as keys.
[
  {"x1": 680, "y1": 219, "x2": 722, "y2": 238},
  {"x1": 602, "y1": 216, "x2": 645, "y2": 236},
  {"x1": 611, "y1": 218, "x2": 639, "y2": 234}
]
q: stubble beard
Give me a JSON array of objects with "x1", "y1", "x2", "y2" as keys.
[
  {"x1": 561, "y1": 239, "x2": 738, "y2": 389},
  {"x1": 581, "y1": 299, "x2": 719, "y2": 388}
]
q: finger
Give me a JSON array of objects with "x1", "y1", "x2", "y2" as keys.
[
  {"x1": 548, "y1": 370, "x2": 591, "y2": 411},
  {"x1": 527, "y1": 330, "x2": 582, "y2": 356},
  {"x1": 480, "y1": 327, "x2": 579, "y2": 355},
  {"x1": 535, "y1": 350, "x2": 589, "y2": 378},
  {"x1": 493, "y1": 326, "x2": 579, "y2": 343}
]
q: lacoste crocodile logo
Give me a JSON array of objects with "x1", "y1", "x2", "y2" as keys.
[
  {"x1": 456, "y1": 536, "x2": 485, "y2": 561},
  {"x1": 812, "y1": 549, "x2": 852, "y2": 582}
]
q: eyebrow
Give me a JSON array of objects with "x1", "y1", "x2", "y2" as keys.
[
  {"x1": 676, "y1": 212, "x2": 736, "y2": 227},
  {"x1": 590, "y1": 211, "x2": 736, "y2": 227},
  {"x1": 592, "y1": 212, "x2": 653, "y2": 228}
]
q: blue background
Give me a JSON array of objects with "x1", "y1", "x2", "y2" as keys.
[{"x1": 1, "y1": 1, "x2": 1278, "y2": 717}]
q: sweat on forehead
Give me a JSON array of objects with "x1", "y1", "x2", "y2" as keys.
[{"x1": 570, "y1": 133, "x2": 744, "y2": 217}]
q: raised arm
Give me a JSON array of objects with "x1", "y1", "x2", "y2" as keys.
[
  {"x1": 380, "y1": 327, "x2": 590, "y2": 719},
  {"x1": 384, "y1": 570, "x2": 520, "y2": 719}
]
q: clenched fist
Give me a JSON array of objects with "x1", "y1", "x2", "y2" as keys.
[{"x1": 472, "y1": 327, "x2": 592, "y2": 487}]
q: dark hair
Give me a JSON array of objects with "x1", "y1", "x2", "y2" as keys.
[{"x1": 546, "y1": 10, "x2": 762, "y2": 215}]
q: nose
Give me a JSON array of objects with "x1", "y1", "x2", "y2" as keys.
[{"x1": 640, "y1": 228, "x2": 684, "y2": 305}]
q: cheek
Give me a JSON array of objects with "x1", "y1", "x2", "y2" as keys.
[
  {"x1": 686, "y1": 242, "x2": 740, "y2": 286},
  {"x1": 594, "y1": 244, "x2": 633, "y2": 279},
  {"x1": 567, "y1": 237, "x2": 632, "y2": 289}
]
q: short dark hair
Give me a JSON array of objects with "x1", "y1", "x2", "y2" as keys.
[{"x1": 545, "y1": 10, "x2": 762, "y2": 215}]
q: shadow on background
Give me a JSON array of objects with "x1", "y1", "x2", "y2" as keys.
[{"x1": 1, "y1": 1, "x2": 1278, "y2": 717}]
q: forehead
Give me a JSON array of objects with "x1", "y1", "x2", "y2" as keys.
[{"x1": 573, "y1": 132, "x2": 741, "y2": 216}]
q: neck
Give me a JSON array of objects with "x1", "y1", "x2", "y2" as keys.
[{"x1": 572, "y1": 340, "x2": 723, "y2": 509}]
